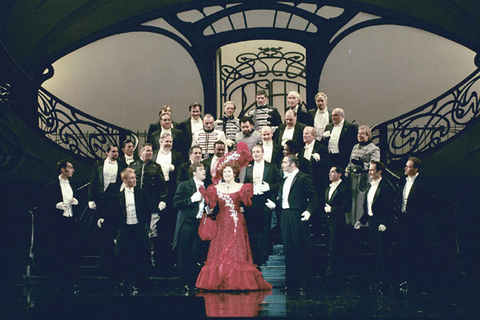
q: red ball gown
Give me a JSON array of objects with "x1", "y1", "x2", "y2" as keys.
[{"x1": 195, "y1": 183, "x2": 272, "y2": 291}]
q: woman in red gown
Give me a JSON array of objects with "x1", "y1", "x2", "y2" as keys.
[{"x1": 196, "y1": 160, "x2": 272, "y2": 291}]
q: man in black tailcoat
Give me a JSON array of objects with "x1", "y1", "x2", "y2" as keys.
[
  {"x1": 37, "y1": 160, "x2": 80, "y2": 291},
  {"x1": 242, "y1": 144, "x2": 282, "y2": 266},
  {"x1": 321, "y1": 108, "x2": 357, "y2": 169},
  {"x1": 97, "y1": 168, "x2": 151, "y2": 292},
  {"x1": 397, "y1": 156, "x2": 432, "y2": 288},
  {"x1": 279, "y1": 154, "x2": 318, "y2": 292},
  {"x1": 324, "y1": 166, "x2": 351, "y2": 286},
  {"x1": 172, "y1": 162, "x2": 207, "y2": 290},
  {"x1": 355, "y1": 160, "x2": 395, "y2": 286},
  {"x1": 87, "y1": 143, "x2": 127, "y2": 274}
]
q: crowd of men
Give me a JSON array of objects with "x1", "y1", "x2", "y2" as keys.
[{"x1": 37, "y1": 89, "x2": 432, "y2": 293}]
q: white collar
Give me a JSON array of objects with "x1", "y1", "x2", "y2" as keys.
[
  {"x1": 193, "y1": 177, "x2": 204, "y2": 186},
  {"x1": 334, "y1": 119, "x2": 345, "y2": 128},
  {"x1": 58, "y1": 176, "x2": 69, "y2": 184},
  {"x1": 329, "y1": 179, "x2": 342, "y2": 188},
  {"x1": 305, "y1": 141, "x2": 315, "y2": 149},
  {"x1": 370, "y1": 177, "x2": 382, "y2": 186},
  {"x1": 406, "y1": 173, "x2": 419, "y2": 182}
]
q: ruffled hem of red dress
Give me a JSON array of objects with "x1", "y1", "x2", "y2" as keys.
[{"x1": 195, "y1": 254, "x2": 272, "y2": 291}]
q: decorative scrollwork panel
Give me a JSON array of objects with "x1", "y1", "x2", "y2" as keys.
[
  {"x1": 37, "y1": 89, "x2": 137, "y2": 160},
  {"x1": 372, "y1": 69, "x2": 480, "y2": 166},
  {"x1": 221, "y1": 47, "x2": 306, "y2": 115}
]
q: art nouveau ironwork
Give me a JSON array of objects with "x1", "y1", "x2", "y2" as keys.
[
  {"x1": 37, "y1": 88, "x2": 137, "y2": 161},
  {"x1": 371, "y1": 68, "x2": 480, "y2": 166},
  {"x1": 220, "y1": 46, "x2": 307, "y2": 116}
]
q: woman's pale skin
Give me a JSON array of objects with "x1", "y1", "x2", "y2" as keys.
[{"x1": 216, "y1": 166, "x2": 242, "y2": 193}]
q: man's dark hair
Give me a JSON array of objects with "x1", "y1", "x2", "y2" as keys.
[
  {"x1": 189, "y1": 162, "x2": 204, "y2": 175},
  {"x1": 370, "y1": 160, "x2": 385, "y2": 173},
  {"x1": 105, "y1": 143, "x2": 118, "y2": 153},
  {"x1": 189, "y1": 102, "x2": 203, "y2": 112},
  {"x1": 122, "y1": 139, "x2": 133, "y2": 148},
  {"x1": 239, "y1": 116, "x2": 254, "y2": 126},
  {"x1": 189, "y1": 145, "x2": 202, "y2": 154},
  {"x1": 56, "y1": 159, "x2": 71, "y2": 175},
  {"x1": 256, "y1": 89, "x2": 267, "y2": 97},
  {"x1": 332, "y1": 166, "x2": 344, "y2": 175},
  {"x1": 284, "y1": 140, "x2": 300, "y2": 154}
]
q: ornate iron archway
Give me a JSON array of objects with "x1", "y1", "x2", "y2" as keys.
[{"x1": 219, "y1": 46, "x2": 307, "y2": 116}]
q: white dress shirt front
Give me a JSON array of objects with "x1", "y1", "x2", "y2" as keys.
[
  {"x1": 282, "y1": 169, "x2": 299, "y2": 209},
  {"x1": 328, "y1": 119, "x2": 344, "y2": 154},
  {"x1": 367, "y1": 178, "x2": 381, "y2": 216},
  {"x1": 402, "y1": 173, "x2": 419, "y2": 212}
]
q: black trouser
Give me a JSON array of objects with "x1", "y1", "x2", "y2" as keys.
[
  {"x1": 116, "y1": 224, "x2": 149, "y2": 286},
  {"x1": 177, "y1": 218, "x2": 202, "y2": 287},
  {"x1": 50, "y1": 216, "x2": 79, "y2": 288},
  {"x1": 325, "y1": 215, "x2": 346, "y2": 282},
  {"x1": 281, "y1": 209, "x2": 308, "y2": 288},
  {"x1": 246, "y1": 195, "x2": 272, "y2": 265},
  {"x1": 155, "y1": 206, "x2": 177, "y2": 266},
  {"x1": 366, "y1": 217, "x2": 389, "y2": 283}
]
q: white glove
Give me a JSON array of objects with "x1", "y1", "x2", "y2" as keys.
[
  {"x1": 190, "y1": 191, "x2": 202, "y2": 203},
  {"x1": 378, "y1": 224, "x2": 386, "y2": 232},
  {"x1": 158, "y1": 201, "x2": 167, "y2": 211},
  {"x1": 300, "y1": 211, "x2": 311, "y2": 221},
  {"x1": 88, "y1": 201, "x2": 96, "y2": 209},
  {"x1": 322, "y1": 131, "x2": 331, "y2": 139},
  {"x1": 71, "y1": 198, "x2": 79, "y2": 206},
  {"x1": 312, "y1": 153, "x2": 320, "y2": 162},
  {"x1": 168, "y1": 164, "x2": 175, "y2": 172},
  {"x1": 226, "y1": 139, "x2": 235, "y2": 147},
  {"x1": 324, "y1": 204, "x2": 331, "y2": 213},
  {"x1": 354, "y1": 221, "x2": 362, "y2": 229},
  {"x1": 97, "y1": 218, "x2": 104, "y2": 228},
  {"x1": 253, "y1": 184, "x2": 263, "y2": 195},
  {"x1": 56, "y1": 202, "x2": 68, "y2": 210},
  {"x1": 258, "y1": 182, "x2": 270, "y2": 193},
  {"x1": 196, "y1": 212, "x2": 203, "y2": 220},
  {"x1": 265, "y1": 199, "x2": 276, "y2": 210}
]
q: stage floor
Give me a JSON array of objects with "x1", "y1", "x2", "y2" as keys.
[
  {"x1": 4, "y1": 244, "x2": 479, "y2": 319},
  {"x1": 3, "y1": 276, "x2": 479, "y2": 319}
]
